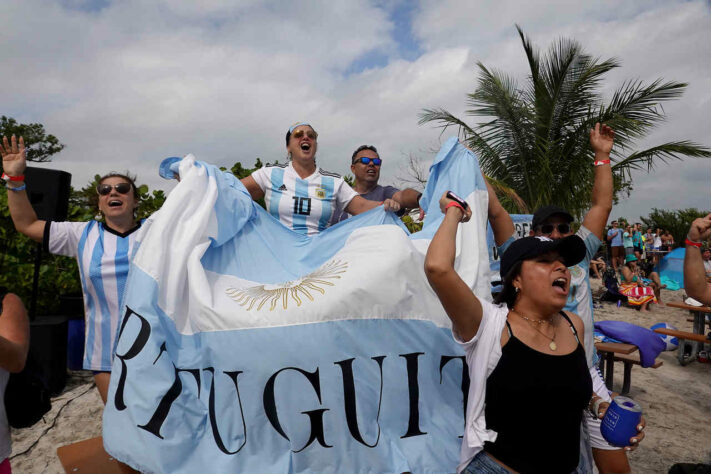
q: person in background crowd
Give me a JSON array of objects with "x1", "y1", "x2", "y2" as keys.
[
  {"x1": 643, "y1": 228, "x2": 655, "y2": 261},
  {"x1": 607, "y1": 221, "x2": 624, "y2": 271},
  {"x1": 661, "y1": 230, "x2": 674, "y2": 251},
  {"x1": 703, "y1": 248, "x2": 711, "y2": 280},
  {"x1": 337, "y1": 145, "x2": 421, "y2": 222},
  {"x1": 684, "y1": 214, "x2": 711, "y2": 306},
  {"x1": 2, "y1": 135, "x2": 142, "y2": 404},
  {"x1": 0, "y1": 290, "x2": 30, "y2": 474},
  {"x1": 590, "y1": 255, "x2": 606, "y2": 279},
  {"x1": 240, "y1": 123, "x2": 401, "y2": 235},
  {"x1": 623, "y1": 224, "x2": 635, "y2": 260},
  {"x1": 619, "y1": 255, "x2": 659, "y2": 312},
  {"x1": 633, "y1": 223, "x2": 643, "y2": 260},
  {"x1": 652, "y1": 228, "x2": 664, "y2": 265}
]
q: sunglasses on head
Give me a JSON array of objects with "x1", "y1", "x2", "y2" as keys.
[
  {"x1": 537, "y1": 223, "x2": 571, "y2": 235},
  {"x1": 97, "y1": 183, "x2": 132, "y2": 196},
  {"x1": 292, "y1": 129, "x2": 318, "y2": 140},
  {"x1": 354, "y1": 157, "x2": 382, "y2": 166}
]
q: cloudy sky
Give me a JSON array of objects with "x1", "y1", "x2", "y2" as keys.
[{"x1": 2, "y1": 0, "x2": 709, "y2": 222}]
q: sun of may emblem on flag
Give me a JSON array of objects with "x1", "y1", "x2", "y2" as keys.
[
  {"x1": 225, "y1": 259, "x2": 348, "y2": 311},
  {"x1": 315, "y1": 187, "x2": 326, "y2": 199}
]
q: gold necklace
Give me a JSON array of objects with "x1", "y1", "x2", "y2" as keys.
[{"x1": 513, "y1": 310, "x2": 559, "y2": 351}]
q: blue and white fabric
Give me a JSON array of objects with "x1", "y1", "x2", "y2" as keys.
[
  {"x1": 103, "y1": 137, "x2": 492, "y2": 473},
  {"x1": 47, "y1": 220, "x2": 140, "y2": 371}
]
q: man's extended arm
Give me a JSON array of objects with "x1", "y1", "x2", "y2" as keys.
[
  {"x1": 391, "y1": 188, "x2": 421, "y2": 210},
  {"x1": 684, "y1": 215, "x2": 711, "y2": 305},
  {"x1": 581, "y1": 123, "x2": 614, "y2": 240}
]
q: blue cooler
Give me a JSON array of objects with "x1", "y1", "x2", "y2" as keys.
[{"x1": 67, "y1": 318, "x2": 85, "y2": 370}]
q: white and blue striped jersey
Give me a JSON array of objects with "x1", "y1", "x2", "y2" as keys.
[
  {"x1": 251, "y1": 162, "x2": 358, "y2": 236},
  {"x1": 45, "y1": 220, "x2": 142, "y2": 371}
]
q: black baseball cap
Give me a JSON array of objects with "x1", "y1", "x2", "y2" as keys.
[
  {"x1": 531, "y1": 205, "x2": 574, "y2": 230},
  {"x1": 500, "y1": 235, "x2": 586, "y2": 279}
]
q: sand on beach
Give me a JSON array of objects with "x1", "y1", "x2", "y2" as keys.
[{"x1": 8, "y1": 284, "x2": 711, "y2": 473}]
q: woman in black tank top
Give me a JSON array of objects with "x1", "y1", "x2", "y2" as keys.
[{"x1": 425, "y1": 193, "x2": 601, "y2": 474}]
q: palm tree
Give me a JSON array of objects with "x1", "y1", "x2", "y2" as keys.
[{"x1": 419, "y1": 25, "x2": 711, "y2": 218}]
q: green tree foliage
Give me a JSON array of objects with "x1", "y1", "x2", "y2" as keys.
[
  {"x1": 640, "y1": 208, "x2": 710, "y2": 249},
  {"x1": 420, "y1": 25, "x2": 711, "y2": 219},
  {"x1": 0, "y1": 116, "x2": 65, "y2": 165}
]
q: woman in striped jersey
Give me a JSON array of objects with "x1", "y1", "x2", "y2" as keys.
[
  {"x1": 2, "y1": 135, "x2": 141, "y2": 404},
  {"x1": 240, "y1": 123, "x2": 401, "y2": 236}
]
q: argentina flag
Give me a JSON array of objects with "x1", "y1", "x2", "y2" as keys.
[{"x1": 102, "y1": 137, "x2": 492, "y2": 473}]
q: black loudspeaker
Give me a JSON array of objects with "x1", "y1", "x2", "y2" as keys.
[
  {"x1": 24, "y1": 167, "x2": 72, "y2": 222},
  {"x1": 29, "y1": 316, "x2": 68, "y2": 396}
]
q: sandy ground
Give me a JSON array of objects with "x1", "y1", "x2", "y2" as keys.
[{"x1": 9, "y1": 283, "x2": 711, "y2": 473}]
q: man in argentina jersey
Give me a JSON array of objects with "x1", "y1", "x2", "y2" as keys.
[
  {"x1": 241, "y1": 122, "x2": 401, "y2": 235},
  {"x1": 251, "y1": 162, "x2": 355, "y2": 235},
  {"x1": 2, "y1": 133, "x2": 143, "y2": 404}
]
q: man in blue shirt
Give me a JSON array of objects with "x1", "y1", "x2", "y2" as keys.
[
  {"x1": 337, "y1": 145, "x2": 421, "y2": 222},
  {"x1": 607, "y1": 221, "x2": 624, "y2": 271}
]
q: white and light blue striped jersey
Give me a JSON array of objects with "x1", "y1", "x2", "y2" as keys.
[
  {"x1": 45, "y1": 220, "x2": 142, "y2": 371},
  {"x1": 251, "y1": 162, "x2": 358, "y2": 236}
]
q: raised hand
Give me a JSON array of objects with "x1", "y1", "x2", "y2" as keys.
[
  {"x1": 590, "y1": 122, "x2": 614, "y2": 156},
  {"x1": 0, "y1": 135, "x2": 27, "y2": 177},
  {"x1": 688, "y1": 214, "x2": 711, "y2": 242}
]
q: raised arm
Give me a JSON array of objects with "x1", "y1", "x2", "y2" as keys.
[
  {"x1": 684, "y1": 214, "x2": 711, "y2": 305},
  {"x1": 424, "y1": 193, "x2": 482, "y2": 341},
  {"x1": 581, "y1": 123, "x2": 614, "y2": 240},
  {"x1": 0, "y1": 293, "x2": 30, "y2": 373},
  {"x1": 485, "y1": 180, "x2": 515, "y2": 246},
  {"x1": 391, "y1": 188, "x2": 421, "y2": 211},
  {"x1": 345, "y1": 195, "x2": 401, "y2": 215},
  {"x1": 1, "y1": 136, "x2": 45, "y2": 242}
]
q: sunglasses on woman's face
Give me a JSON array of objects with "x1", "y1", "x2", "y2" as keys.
[
  {"x1": 97, "y1": 183, "x2": 132, "y2": 196},
  {"x1": 353, "y1": 157, "x2": 382, "y2": 166},
  {"x1": 292, "y1": 129, "x2": 318, "y2": 140},
  {"x1": 537, "y1": 223, "x2": 571, "y2": 235}
]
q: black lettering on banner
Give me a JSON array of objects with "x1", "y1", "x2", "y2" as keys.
[
  {"x1": 399, "y1": 352, "x2": 427, "y2": 438},
  {"x1": 113, "y1": 306, "x2": 152, "y2": 411},
  {"x1": 292, "y1": 196, "x2": 312, "y2": 215},
  {"x1": 334, "y1": 356, "x2": 385, "y2": 448},
  {"x1": 263, "y1": 367, "x2": 332, "y2": 452},
  {"x1": 204, "y1": 368, "x2": 248, "y2": 455},
  {"x1": 138, "y1": 367, "x2": 201, "y2": 439},
  {"x1": 439, "y1": 356, "x2": 470, "y2": 438}
]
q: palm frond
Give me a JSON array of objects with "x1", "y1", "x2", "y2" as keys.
[
  {"x1": 485, "y1": 175, "x2": 530, "y2": 214},
  {"x1": 613, "y1": 141, "x2": 711, "y2": 172}
]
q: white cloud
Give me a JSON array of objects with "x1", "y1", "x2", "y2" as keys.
[{"x1": 1, "y1": 0, "x2": 709, "y2": 223}]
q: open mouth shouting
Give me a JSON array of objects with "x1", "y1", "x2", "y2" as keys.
[
  {"x1": 108, "y1": 199, "x2": 124, "y2": 208},
  {"x1": 551, "y1": 276, "x2": 569, "y2": 295}
]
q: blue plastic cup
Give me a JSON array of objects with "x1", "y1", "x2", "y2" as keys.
[{"x1": 600, "y1": 396, "x2": 642, "y2": 447}]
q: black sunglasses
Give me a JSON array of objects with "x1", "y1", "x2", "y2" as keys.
[
  {"x1": 353, "y1": 157, "x2": 382, "y2": 166},
  {"x1": 537, "y1": 223, "x2": 571, "y2": 235},
  {"x1": 97, "y1": 183, "x2": 132, "y2": 196}
]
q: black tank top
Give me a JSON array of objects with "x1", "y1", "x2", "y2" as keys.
[{"x1": 483, "y1": 312, "x2": 592, "y2": 474}]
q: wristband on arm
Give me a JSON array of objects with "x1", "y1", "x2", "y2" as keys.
[
  {"x1": 685, "y1": 237, "x2": 703, "y2": 248},
  {"x1": 445, "y1": 201, "x2": 466, "y2": 217},
  {"x1": 1, "y1": 173, "x2": 24, "y2": 182},
  {"x1": 593, "y1": 159, "x2": 611, "y2": 166}
]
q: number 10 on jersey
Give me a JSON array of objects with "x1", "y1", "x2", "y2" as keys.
[{"x1": 293, "y1": 197, "x2": 312, "y2": 216}]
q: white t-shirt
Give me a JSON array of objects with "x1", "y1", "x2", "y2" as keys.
[
  {"x1": 251, "y1": 163, "x2": 358, "y2": 236},
  {"x1": 704, "y1": 259, "x2": 711, "y2": 275},
  {"x1": 453, "y1": 299, "x2": 509, "y2": 473}
]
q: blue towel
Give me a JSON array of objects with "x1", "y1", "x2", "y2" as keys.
[
  {"x1": 594, "y1": 320, "x2": 666, "y2": 367},
  {"x1": 660, "y1": 275, "x2": 680, "y2": 291}
]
